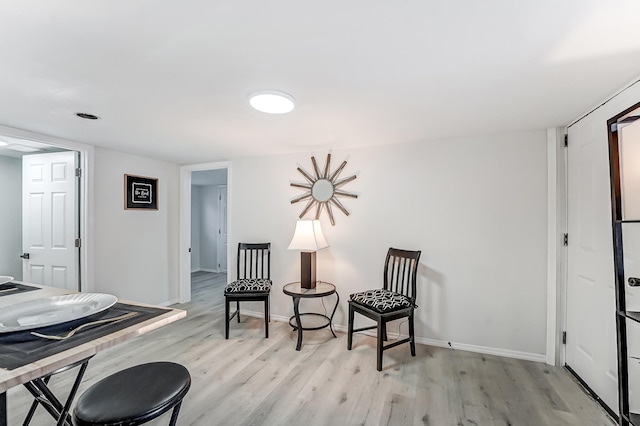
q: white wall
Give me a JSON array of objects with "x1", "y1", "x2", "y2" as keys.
[
  {"x1": 199, "y1": 185, "x2": 220, "y2": 271},
  {"x1": 0, "y1": 156, "x2": 22, "y2": 279},
  {"x1": 190, "y1": 185, "x2": 202, "y2": 271},
  {"x1": 93, "y1": 147, "x2": 180, "y2": 305},
  {"x1": 190, "y1": 184, "x2": 221, "y2": 272},
  {"x1": 229, "y1": 130, "x2": 548, "y2": 359}
]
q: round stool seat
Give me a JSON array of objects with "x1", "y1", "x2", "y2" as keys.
[{"x1": 73, "y1": 362, "x2": 191, "y2": 426}]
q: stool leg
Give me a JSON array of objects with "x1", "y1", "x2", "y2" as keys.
[
  {"x1": 168, "y1": 402, "x2": 183, "y2": 426},
  {"x1": 23, "y1": 382, "x2": 63, "y2": 424},
  {"x1": 55, "y1": 359, "x2": 90, "y2": 426},
  {"x1": 23, "y1": 375, "x2": 51, "y2": 425}
]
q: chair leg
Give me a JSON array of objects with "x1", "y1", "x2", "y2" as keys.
[
  {"x1": 225, "y1": 297, "x2": 230, "y2": 339},
  {"x1": 409, "y1": 310, "x2": 416, "y2": 356},
  {"x1": 264, "y1": 297, "x2": 269, "y2": 339},
  {"x1": 236, "y1": 300, "x2": 241, "y2": 322},
  {"x1": 377, "y1": 320, "x2": 384, "y2": 371},
  {"x1": 347, "y1": 304, "x2": 354, "y2": 350},
  {"x1": 382, "y1": 321, "x2": 388, "y2": 342}
]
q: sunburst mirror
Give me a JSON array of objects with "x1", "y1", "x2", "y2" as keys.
[{"x1": 290, "y1": 154, "x2": 357, "y2": 225}]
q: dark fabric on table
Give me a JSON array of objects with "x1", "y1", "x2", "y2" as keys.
[
  {"x1": 0, "y1": 282, "x2": 41, "y2": 297},
  {"x1": 0, "y1": 303, "x2": 170, "y2": 370}
]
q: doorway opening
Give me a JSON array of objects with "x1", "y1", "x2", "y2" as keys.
[
  {"x1": 179, "y1": 162, "x2": 230, "y2": 303},
  {"x1": 190, "y1": 169, "x2": 228, "y2": 276}
]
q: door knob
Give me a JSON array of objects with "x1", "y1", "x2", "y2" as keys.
[{"x1": 20, "y1": 253, "x2": 30, "y2": 260}]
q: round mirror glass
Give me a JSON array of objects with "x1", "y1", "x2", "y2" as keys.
[{"x1": 312, "y1": 179, "x2": 334, "y2": 202}]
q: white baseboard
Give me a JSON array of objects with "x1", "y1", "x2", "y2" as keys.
[
  {"x1": 191, "y1": 268, "x2": 218, "y2": 273},
  {"x1": 157, "y1": 298, "x2": 180, "y2": 307},
  {"x1": 414, "y1": 337, "x2": 547, "y2": 363},
  {"x1": 241, "y1": 309, "x2": 288, "y2": 323},
  {"x1": 242, "y1": 310, "x2": 546, "y2": 363}
]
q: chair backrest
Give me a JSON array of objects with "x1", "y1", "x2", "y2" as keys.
[
  {"x1": 383, "y1": 247, "x2": 421, "y2": 302},
  {"x1": 237, "y1": 243, "x2": 271, "y2": 280}
]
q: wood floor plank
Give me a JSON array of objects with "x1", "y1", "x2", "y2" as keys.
[{"x1": 6, "y1": 272, "x2": 616, "y2": 425}]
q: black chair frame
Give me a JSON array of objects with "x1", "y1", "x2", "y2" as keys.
[
  {"x1": 225, "y1": 242, "x2": 271, "y2": 339},
  {"x1": 347, "y1": 247, "x2": 421, "y2": 371},
  {"x1": 22, "y1": 355, "x2": 93, "y2": 426}
]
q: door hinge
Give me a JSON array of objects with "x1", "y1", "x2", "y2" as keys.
[
  {"x1": 75, "y1": 168, "x2": 82, "y2": 177},
  {"x1": 75, "y1": 238, "x2": 81, "y2": 248},
  {"x1": 563, "y1": 233, "x2": 568, "y2": 246},
  {"x1": 562, "y1": 331, "x2": 567, "y2": 344},
  {"x1": 564, "y1": 134, "x2": 568, "y2": 147}
]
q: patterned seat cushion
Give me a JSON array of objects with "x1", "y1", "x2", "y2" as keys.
[
  {"x1": 224, "y1": 278, "x2": 272, "y2": 294},
  {"x1": 349, "y1": 289, "x2": 413, "y2": 313}
]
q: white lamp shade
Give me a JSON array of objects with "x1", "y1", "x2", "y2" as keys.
[{"x1": 287, "y1": 220, "x2": 329, "y2": 251}]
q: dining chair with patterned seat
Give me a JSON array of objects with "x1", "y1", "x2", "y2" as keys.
[
  {"x1": 347, "y1": 247, "x2": 421, "y2": 371},
  {"x1": 224, "y1": 242, "x2": 272, "y2": 339}
]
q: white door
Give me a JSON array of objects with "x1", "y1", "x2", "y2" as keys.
[
  {"x1": 217, "y1": 185, "x2": 227, "y2": 272},
  {"x1": 566, "y1": 121, "x2": 618, "y2": 410},
  {"x1": 22, "y1": 151, "x2": 79, "y2": 290}
]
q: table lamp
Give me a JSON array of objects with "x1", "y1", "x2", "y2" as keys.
[{"x1": 287, "y1": 219, "x2": 329, "y2": 289}]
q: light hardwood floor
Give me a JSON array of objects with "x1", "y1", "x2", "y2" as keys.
[{"x1": 8, "y1": 272, "x2": 615, "y2": 425}]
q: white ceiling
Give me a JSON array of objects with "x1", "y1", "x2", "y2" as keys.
[{"x1": 1, "y1": 1, "x2": 640, "y2": 165}]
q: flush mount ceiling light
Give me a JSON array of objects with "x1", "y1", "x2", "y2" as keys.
[
  {"x1": 249, "y1": 91, "x2": 295, "y2": 114},
  {"x1": 76, "y1": 112, "x2": 100, "y2": 120}
]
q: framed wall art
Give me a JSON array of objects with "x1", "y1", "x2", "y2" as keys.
[{"x1": 124, "y1": 174, "x2": 158, "y2": 210}]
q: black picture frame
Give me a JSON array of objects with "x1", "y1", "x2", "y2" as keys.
[{"x1": 124, "y1": 174, "x2": 158, "y2": 210}]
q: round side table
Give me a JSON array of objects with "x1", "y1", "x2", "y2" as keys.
[{"x1": 282, "y1": 282, "x2": 339, "y2": 351}]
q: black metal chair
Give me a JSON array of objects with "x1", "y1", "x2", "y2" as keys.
[
  {"x1": 72, "y1": 362, "x2": 191, "y2": 426},
  {"x1": 224, "y1": 242, "x2": 272, "y2": 339},
  {"x1": 23, "y1": 356, "x2": 93, "y2": 426},
  {"x1": 347, "y1": 247, "x2": 421, "y2": 371}
]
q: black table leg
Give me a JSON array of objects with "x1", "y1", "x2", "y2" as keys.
[
  {"x1": 1, "y1": 391, "x2": 6, "y2": 426},
  {"x1": 328, "y1": 292, "x2": 340, "y2": 338},
  {"x1": 292, "y1": 296, "x2": 303, "y2": 351}
]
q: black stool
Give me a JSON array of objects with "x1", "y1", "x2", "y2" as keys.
[{"x1": 72, "y1": 362, "x2": 191, "y2": 426}]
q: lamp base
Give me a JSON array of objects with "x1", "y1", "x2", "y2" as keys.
[{"x1": 300, "y1": 251, "x2": 316, "y2": 289}]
